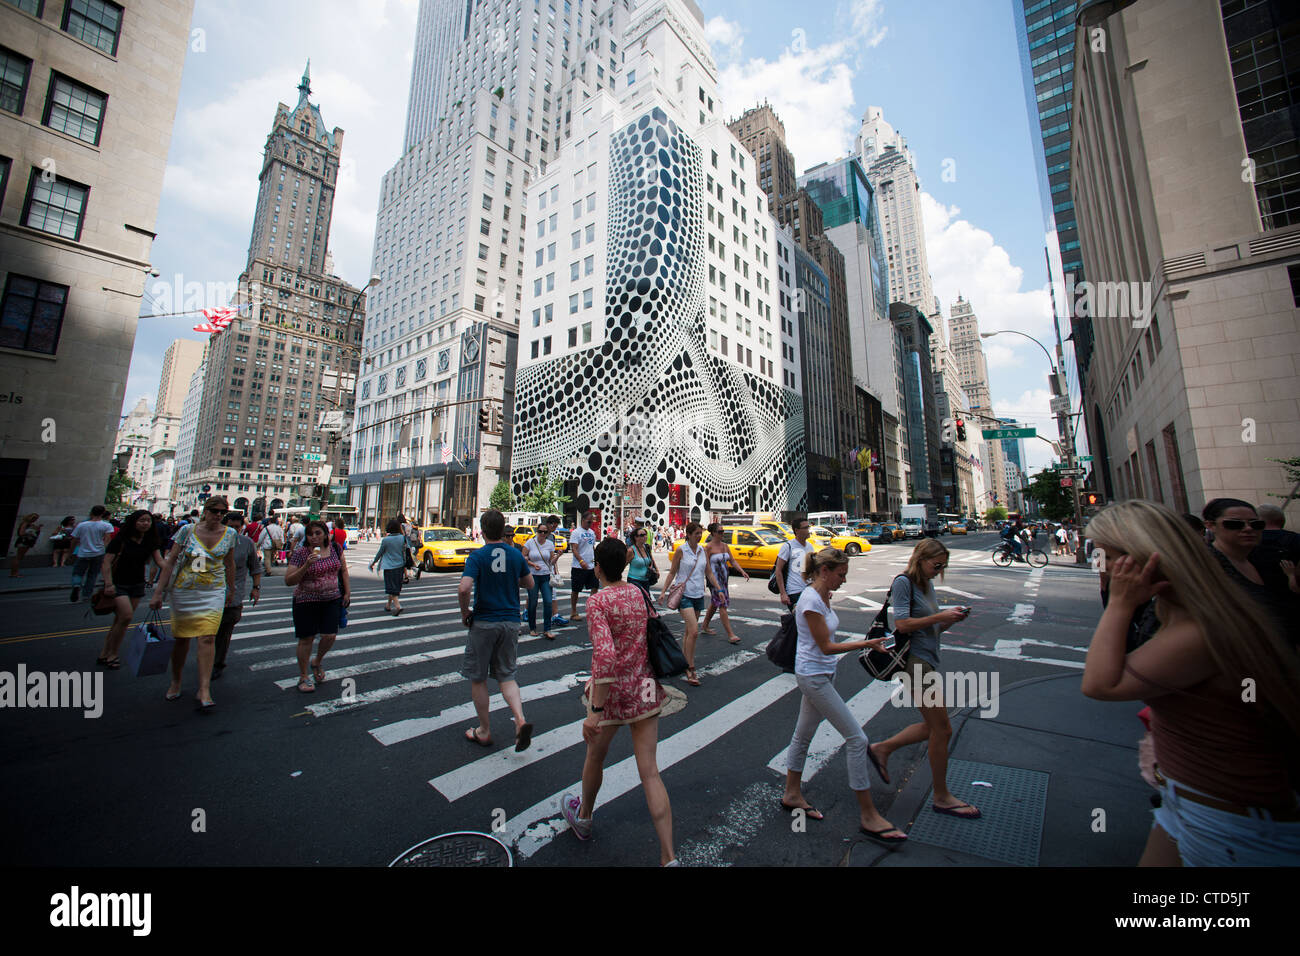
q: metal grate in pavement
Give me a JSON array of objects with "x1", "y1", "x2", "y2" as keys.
[
  {"x1": 389, "y1": 832, "x2": 513, "y2": 867},
  {"x1": 906, "y1": 759, "x2": 1048, "y2": 866}
]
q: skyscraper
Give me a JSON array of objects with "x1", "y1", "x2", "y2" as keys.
[
  {"x1": 510, "y1": 0, "x2": 803, "y2": 525},
  {"x1": 144, "y1": 338, "x2": 204, "y2": 513},
  {"x1": 856, "y1": 107, "x2": 936, "y2": 318},
  {"x1": 1070, "y1": 0, "x2": 1300, "y2": 509},
  {"x1": 890, "y1": 302, "x2": 942, "y2": 505},
  {"x1": 947, "y1": 294, "x2": 1005, "y2": 510},
  {"x1": 1012, "y1": 0, "x2": 1093, "y2": 466},
  {"x1": 0, "y1": 0, "x2": 192, "y2": 557},
  {"x1": 115, "y1": 398, "x2": 153, "y2": 496},
  {"x1": 180, "y1": 66, "x2": 368, "y2": 519}
]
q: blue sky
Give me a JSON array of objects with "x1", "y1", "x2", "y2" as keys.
[{"x1": 124, "y1": 0, "x2": 1060, "y2": 472}]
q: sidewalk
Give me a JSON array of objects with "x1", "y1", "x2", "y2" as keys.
[
  {"x1": 849, "y1": 672, "x2": 1154, "y2": 867},
  {"x1": 0, "y1": 564, "x2": 77, "y2": 596}
]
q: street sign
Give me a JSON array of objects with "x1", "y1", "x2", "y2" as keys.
[
  {"x1": 1060, "y1": 477, "x2": 1074, "y2": 488},
  {"x1": 302, "y1": 453, "x2": 325, "y2": 462},
  {"x1": 318, "y1": 410, "x2": 346, "y2": 431},
  {"x1": 1049, "y1": 396, "x2": 1071, "y2": 415},
  {"x1": 1060, "y1": 468, "x2": 1086, "y2": 477},
  {"x1": 1078, "y1": 455, "x2": 1094, "y2": 463},
  {"x1": 981, "y1": 427, "x2": 1037, "y2": 440}
]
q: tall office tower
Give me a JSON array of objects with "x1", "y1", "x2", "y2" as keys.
[
  {"x1": 0, "y1": 0, "x2": 192, "y2": 557},
  {"x1": 947, "y1": 294, "x2": 1007, "y2": 509},
  {"x1": 856, "y1": 106, "x2": 936, "y2": 318},
  {"x1": 730, "y1": 103, "x2": 857, "y2": 512},
  {"x1": 931, "y1": 340, "x2": 975, "y2": 513},
  {"x1": 511, "y1": 0, "x2": 803, "y2": 526},
  {"x1": 173, "y1": 359, "x2": 206, "y2": 508},
  {"x1": 181, "y1": 67, "x2": 367, "y2": 519},
  {"x1": 115, "y1": 398, "x2": 154, "y2": 495},
  {"x1": 1003, "y1": 459, "x2": 1025, "y2": 514},
  {"x1": 144, "y1": 339, "x2": 204, "y2": 513},
  {"x1": 1012, "y1": 0, "x2": 1093, "y2": 466},
  {"x1": 351, "y1": 0, "x2": 631, "y2": 528},
  {"x1": 890, "y1": 303, "x2": 942, "y2": 505},
  {"x1": 1071, "y1": 0, "x2": 1300, "y2": 509}
]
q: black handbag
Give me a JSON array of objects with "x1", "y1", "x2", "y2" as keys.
[
  {"x1": 767, "y1": 542, "x2": 787, "y2": 595},
  {"x1": 404, "y1": 546, "x2": 416, "y2": 569},
  {"x1": 639, "y1": 585, "x2": 687, "y2": 678},
  {"x1": 766, "y1": 612, "x2": 797, "y2": 670},
  {"x1": 859, "y1": 575, "x2": 911, "y2": 681}
]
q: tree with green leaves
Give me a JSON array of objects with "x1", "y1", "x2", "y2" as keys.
[
  {"x1": 520, "y1": 465, "x2": 572, "y2": 515},
  {"x1": 489, "y1": 479, "x2": 516, "y2": 512},
  {"x1": 984, "y1": 506, "x2": 1008, "y2": 523},
  {"x1": 1268, "y1": 457, "x2": 1300, "y2": 502},
  {"x1": 1024, "y1": 469, "x2": 1075, "y2": 521},
  {"x1": 105, "y1": 471, "x2": 135, "y2": 508}
]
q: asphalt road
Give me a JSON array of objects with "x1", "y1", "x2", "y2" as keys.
[{"x1": 0, "y1": 531, "x2": 1107, "y2": 866}]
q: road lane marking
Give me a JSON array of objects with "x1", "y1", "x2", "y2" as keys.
[{"x1": 765, "y1": 679, "x2": 898, "y2": 779}]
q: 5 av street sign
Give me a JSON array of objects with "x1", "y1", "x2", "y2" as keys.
[{"x1": 982, "y1": 427, "x2": 1037, "y2": 440}]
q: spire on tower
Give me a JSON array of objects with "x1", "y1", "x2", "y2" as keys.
[{"x1": 297, "y1": 60, "x2": 311, "y2": 103}]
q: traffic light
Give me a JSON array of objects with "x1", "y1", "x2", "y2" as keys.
[
  {"x1": 955, "y1": 417, "x2": 967, "y2": 442},
  {"x1": 478, "y1": 406, "x2": 490, "y2": 431},
  {"x1": 1084, "y1": 492, "x2": 1103, "y2": 507}
]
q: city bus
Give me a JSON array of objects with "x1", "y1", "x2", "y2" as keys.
[{"x1": 322, "y1": 504, "x2": 360, "y2": 541}]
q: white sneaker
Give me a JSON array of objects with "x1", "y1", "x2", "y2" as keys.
[{"x1": 561, "y1": 792, "x2": 592, "y2": 840}]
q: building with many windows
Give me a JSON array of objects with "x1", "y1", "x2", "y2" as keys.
[
  {"x1": 510, "y1": 0, "x2": 804, "y2": 525},
  {"x1": 178, "y1": 66, "x2": 367, "y2": 519},
  {"x1": 141, "y1": 337, "x2": 202, "y2": 514},
  {"x1": 114, "y1": 396, "x2": 152, "y2": 495},
  {"x1": 1070, "y1": 0, "x2": 1300, "y2": 510},
  {"x1": 890, "y1": 302, "x2": 942, "y2": 505},
  {"x1": 173, "y1": 357, "x2": 204, "y2": 509},
  {"x1": 0, "y1": 0, "x2": 192, "y2": 556}
]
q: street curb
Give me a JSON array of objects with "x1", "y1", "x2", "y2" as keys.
[
  {"x1": 845, "y1": 671, "x2": 1083, "y2": 867},
  {"x1": 0, "y1": 584, "x2": 70, "y2": 596}
]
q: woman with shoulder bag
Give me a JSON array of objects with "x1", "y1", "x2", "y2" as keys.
[
  {"x1": 150, "y1": 498, "x2": 238, "y2": 711},
  {"x1": 868, "y1": 539, "x2": 977, "y2": 818},
  {"x1": 369, "y1": 518, "x2": 408, "y2": 616},
  {"x1": 625, "y1": 526, "x2": 658, "y2": 598},
  {"x1": 9, "y1": 513, "x2": 41, "y2": 577},
  {"x1": 562, "y1": 538, "x2": 676, "y2": 865},
  {"x1": 95, "y1": 510, "x2": 165, "y2": 669},
  {"x1": 50, "y1": 516, "x2": 76, "y2": 567},
  {"x1": 284, "y1": 520, "x2": 350, "y2": 693},
  {"x1": 524, "y1": 525, "x2": 560, "y2": 639},
  {"x1": 658, "y1": 521, "x2": 711, "y2": 686},
  {"x1": 782, "y1": 547, "x2": 903, "y2": 847},
  {"x1": 700, "y1": 523, "x2": 749, "y2": 644}
]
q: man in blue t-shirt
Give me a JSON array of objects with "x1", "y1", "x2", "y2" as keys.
[{"x1": 459, "y1": 509, "x2": 535, "y2": 752}]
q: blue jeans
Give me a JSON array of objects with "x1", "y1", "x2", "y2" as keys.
[
  {"x1": 1153, "y1": 773, "x2": 1300, "y2": 865},
  {"x1": 71, "y1": 555, "x2": 103, "y2": 596},
  {"x1": 528, "y1": 575, "x2": 553, "y2": 632}
]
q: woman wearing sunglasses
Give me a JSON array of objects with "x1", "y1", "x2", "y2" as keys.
[
  {"x1": 1202, "y1": 498, "x2": 1299, "y2": 645},
  {"x1": 150, "y1": 497, "x2": 238, "y2": 711}
]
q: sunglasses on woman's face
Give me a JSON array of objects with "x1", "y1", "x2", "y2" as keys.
[
  {"x1": 207, "y1": 509, "x2": 228, "y2": 517},
  {"x1": 1220, "y1": 519, "x2": 1265, "y2": 531}
]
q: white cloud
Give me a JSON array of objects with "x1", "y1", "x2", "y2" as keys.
[
  {"x1": 704, "y1": 15, "x2": 745, "y2": 64},
  {"x1": 843, "y1": 0, "x2": 888, "y2": 50}
]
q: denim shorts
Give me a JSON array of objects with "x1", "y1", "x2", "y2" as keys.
[
  {"x1": 1153, "y1": 772, "x2": 1300, "y2": 866},
  {"x1": 678, "y1": 594, "x2": 707, "y2": 614}
]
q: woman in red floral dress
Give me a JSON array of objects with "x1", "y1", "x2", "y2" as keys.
[{"x1": 562, "y1": 537, "x2": 677, "y2": 865}]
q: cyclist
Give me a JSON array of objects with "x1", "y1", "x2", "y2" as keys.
[{"x1": 1000, "y1": 519, "x2": 1026, "y2": 562}]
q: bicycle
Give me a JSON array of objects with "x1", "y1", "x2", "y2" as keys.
[{"x1": 992, "y1": 541, "x2": 1048, "y2": 568}]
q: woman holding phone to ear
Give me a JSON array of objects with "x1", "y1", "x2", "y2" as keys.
[{"x1": 868, "y1": 538, "x2": 978, "y2": 819}]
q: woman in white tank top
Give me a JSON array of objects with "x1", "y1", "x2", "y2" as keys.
[{"x1": 659, "y1": 522, "x2": 718, "y2": 687}]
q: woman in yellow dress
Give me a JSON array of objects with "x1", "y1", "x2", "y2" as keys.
[{"x1": 150, "y1": 497, "x2": 237, "y2": 711}]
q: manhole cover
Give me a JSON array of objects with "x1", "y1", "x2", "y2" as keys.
[
  {"x1": 906, "y1": 759, "x2": 1049, "y2": 866},
  {"x1": 389, "y1": 832, "x2": 513, "y2": 867}
]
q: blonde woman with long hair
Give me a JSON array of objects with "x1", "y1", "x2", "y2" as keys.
[
  {"x1": 781, "y1": 547, "x2": 905, "y2": 848},
  {"x1": 1082, "y1": 500, "x2": 1300, "y2": 866},
  {"x1": 868, "y1": 538, "x2": 977, "y2": 818}
]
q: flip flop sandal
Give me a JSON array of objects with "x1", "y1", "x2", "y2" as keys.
[
  {"x1": 860, "y1": 825, "x2": 908, "y2": 848},
  {"x1": 105, "y1": 659, "x2": 121, "y2": 670},
  {"x1": 515, "y1": 722, "x2": 534, "y2": 752},
  {"x1": 867, "y1": 744, "x2": 891, "y2": 785},
  {"x1": 297, "y1": 677, "x2": 315, "y2": 693},
  {"x1": 465, "y1": 727, "x2": 492, "y2": 747},
  {"x1": 165, "y1": 691, "x2": 182, "y2": 701},
  {"x1": 544, "y1": 632, "x2": 556, "y2": 640},
  {"x1": 779, "y1": 799, "x2": 824, "y2": 821},
  {"x1": 932, "y1": 802, "x2": 982, "y2": 819},
  {"x1": 684, "y1": 669, "x2": 701, "y2": 687},
  {"x1": 728, "y1": 636, "x2": 741, "y2": 644},
  {"x1": 311, "y1": 663, "x2": 326, "y2": 683}
]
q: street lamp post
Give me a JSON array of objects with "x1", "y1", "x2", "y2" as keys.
[{"x1": 980, "y1": 330, "x2": 1086, "y2": 563}]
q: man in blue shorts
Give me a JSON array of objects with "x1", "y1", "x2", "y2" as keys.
[
  {"x1": 459, "y1": 509, "x2": 535, "y2": 752},
  {"x1": 568, "y1": 510, "x2": 599, "y2": 622}
]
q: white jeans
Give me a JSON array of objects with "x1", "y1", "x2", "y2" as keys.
[
  {"x1": 787, "y1": 672, "x2": 871, "y2": 791},
  {"x1": 1153, "y1": 774, "x2": 1300, "y2": 866}
]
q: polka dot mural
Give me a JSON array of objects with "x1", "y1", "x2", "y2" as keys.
[{"x1": 511, "y1": 106, "x2": 808, "y2": 522}]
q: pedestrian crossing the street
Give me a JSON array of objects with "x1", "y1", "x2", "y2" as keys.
[{"x1": 218, "y1": 545, "x2": 1083, "y2": 863}]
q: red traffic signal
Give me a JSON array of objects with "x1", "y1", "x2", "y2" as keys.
[{"x1": 1084, "y1": 492, "x2": 1103, "y2": 507}]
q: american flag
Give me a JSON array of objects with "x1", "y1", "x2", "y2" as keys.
[
  {"x1": 192, "y1": 322, "x2": 225, "y2": 333},
  {"x1": 441, "y1": 442, "x2": 452, "y2": 464},
  {"x1": 201, "y1": 306, "x2": 242, "y2": 323}
]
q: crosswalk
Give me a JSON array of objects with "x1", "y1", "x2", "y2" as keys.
[{"x1": 221, "y1": 546, "x2": 1077, "y2": 863}]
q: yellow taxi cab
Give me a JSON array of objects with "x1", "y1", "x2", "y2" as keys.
[
  {"x1": 808, "y1": 525, "x2": 873, "y2": 556},
  {"x1": 948, "y1": 520, "x2": 968, "y2": 535},
  {"x1": 415, "y1": 526, "x2": 478, "y2": 571},
  {"x1": 881, "y1": 522, "x2": 904, "y2": 541},
  {"x1": 757, "y1": 520, "x2": 795, "y2": 540},
  {"x1": 509, "y1": 523, "x2": 568, "y2": 554},
  {"x1": 671, "y1": 526, "x2": 788, "y2": 573}
]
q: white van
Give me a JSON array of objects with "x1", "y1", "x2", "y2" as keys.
[{"x1": 807, "y1": 511, "x2": 848, "y2": 527}]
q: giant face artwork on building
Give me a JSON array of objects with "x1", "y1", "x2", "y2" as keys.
[{"x1": 511, "y1": 107, "x2": 806, "y2": 522}]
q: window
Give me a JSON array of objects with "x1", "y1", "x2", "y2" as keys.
[
  {"x1": 0, "y1": 156, "x2": 9, "y2": 206},
  {"x1": 0, "y1": 274, "x2": 68, "y2": 354},
  {"x1": 581, "y1": 321, "x2": 592, "y2": 344},
  {"x1": 62, "y1": 0, "x2": 123, "y2": 56},
  {"x1": 584, "y1": 255, "x2": 594, "y2": 275},
  {"x1": 585, "y1": 223, "x2": 594, "y2": 243},
  {"x1": 4, "y1": 0, "x2": 42, "y2": 14},
  {"x1": 569, "y1": 293, "x2": 579, "y2": 314},
  {"x1": 543, "y1": 335, "x2": 552, "y2": 355},
  {"x1": 567, "y1": 327, "x2": 577, "y2": 347},
  {"x1": 582, "y1": 287, "x2": 592, "y2": 309},
  {"x1": 0, "y1": 47, "x2": 32, "y2": 115},
  {"x1": 570, "y1": 261, "x2": 580, "y2": 281},
  {"x1": 22, "y1": 170, "x2": 88, "y2": 239}
]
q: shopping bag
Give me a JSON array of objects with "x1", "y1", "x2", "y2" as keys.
[{"x1": 123, "y1": 611, "x2": 174, "y2": 677}]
